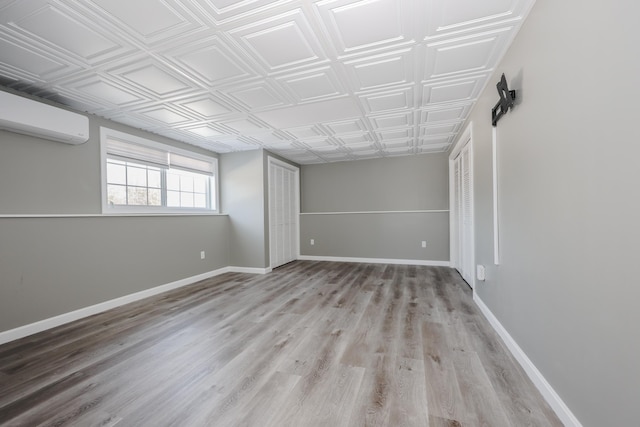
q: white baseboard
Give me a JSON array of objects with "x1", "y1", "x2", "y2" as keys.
[
  {"x1": 228, "y1": 266, "x2": 272, "y2": 274},
  {"x1": 0, "y1": 265, "x2": 268, "y2": 345},
  {"x1": 298, "y1": 255, "x2": 450, "y2": 267},
  {"x1": 473, "y1": 293, "x2": 582, "y2": 427}
]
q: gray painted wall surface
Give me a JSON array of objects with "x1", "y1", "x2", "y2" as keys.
[
  {"x1": 0, "y1": 105, "x2": 229, "y2": 333},
  {"x1": 300, "y1": 154, "x2": 449, "y2": 261},
  {"x1": 0, "y1": 216, "x2": 229, "y2": 331},
  {"x1": 220, "y1": 150, "x2": 267, "y2": 268},
  {"x1": 464, "y1": 0, "x2": 640, "y2": 425},
  {"x1": 300, "y1": 212, "x2": 449, "y2": 261},
  {"x1": 302, "y1": 153, "x2": 449, "y2": 212}
]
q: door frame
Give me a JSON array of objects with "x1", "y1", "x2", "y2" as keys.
[
  {"x1": 449, "y1": 122, "x2": 475, "y2": 289},
  {"x1": 267, "y1": 156, "x2": 301, "y2": 269}
]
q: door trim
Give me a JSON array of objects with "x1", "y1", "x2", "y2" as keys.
[
  {"x1": 267, "y1": 156, "x2": 300, "y2": 269},
  {"x1": 449, "y1": 122, "x2": 475, "y2": 289}
]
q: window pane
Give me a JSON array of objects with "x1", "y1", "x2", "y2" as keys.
[
  {"x1": 107, "y1": 162, "x2": 126, "y2": 185},
  {"x1": 194, "y1": 193, "x2": 206, "y2": 208},
  {"x1": 167, "y1": 190, "x2": 180, "y2": 207},
  {"x1": 181, "y1": 192, "x2": 194, "y2": 207},
  {"x1": 180, "y1": 175, "x2": 194, "y2": 192},
  {"x1": 193, "y1": 176, "x2": 206, "y2": 194},
  {"x1": 167, "y1": 173, "x2": 180, "y2": 191},
  {"x1": 107, "y1": 184, "x2": 127, "y2": 205},
  {"x1": 127, "y1": 187, "x2": 147, "y2": 205},
  {"x1": 148, "y1": 170, "x2": 161, "y2": 188},
  {"x1": 148, "y1": 188, "x2": 161, "y2": 206},
  {"x1": 127, "y1": 166, "x2": 147, "y2": 187}
]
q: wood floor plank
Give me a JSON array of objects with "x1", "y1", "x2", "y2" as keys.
[
  {"x1": 0, "y1": 261, "x2": 563, "y2": 427},
  {"x1": 234, "y1": 371, "x2": 301, "y2": 427},
  {"x1": 452, "y1": 350, "x2": 512, "y2": 427},
  {"x1": 388, "y1": 357, "x2": 429, "y2": 427},
  {"x1": 422, "y1": 320, "x2": 469, "y2": 423}
]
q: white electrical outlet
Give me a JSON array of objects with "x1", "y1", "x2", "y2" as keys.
[
  {"x1": 200, "y1": 251, "x2": 205, "y2": 260},
  {"x1": 310, "y1": 239, "x2": 315, "y2": 245},
  {"x1": 421, "y1": 241, "x2": 426, "y2": 248},
  {"x1": 477, "y1": 265, "x2": 486, "y2": 281}
]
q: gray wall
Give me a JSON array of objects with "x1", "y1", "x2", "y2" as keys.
[
  {"x1": 0, "y1": 216, "x2": 229, "y2": 331},
  {"x1": 300, "y1": 153, "x2": 449, "y2": 261},
  {"x1": 0, "y1": 104, "x2": 230, "y2": 333},
  {"x1": 220, "y1": 150, "x2": 267, "y2": 269},
  {"x1": 464, "y1": 0, "x2": 640, "y2": 425}
]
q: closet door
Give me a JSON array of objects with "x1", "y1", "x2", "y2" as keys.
[
  {"x1": 268, "y1": 158, "x2": 299, "y2": 269},
  {"x1": 454, "y1": 142, "x2": 474, "y2": 287}
]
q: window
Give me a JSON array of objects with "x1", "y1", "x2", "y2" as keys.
[{"x1": 100, "y1": 127, "x2": 218, "y2": 213}]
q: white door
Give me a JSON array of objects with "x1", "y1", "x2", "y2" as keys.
[
  {"x1": 453, "y1": 141, "x2": 474, "y2": 287},
  {"x1": 268, "y1": 157, "x2": 299, "y2": 269}
]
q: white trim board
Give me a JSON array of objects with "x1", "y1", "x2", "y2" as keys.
[
  {"x1": 298, "y1": 255, "x2": 450, "y2": 267},
  {"x1": 227, "y1": 266, "x2": 271, "y2": 274},
  {"x1": 0, "y1": 266, "x2": 265, "y2": 345},
  {"x1": 0, "y1": 213, "x2": 228, "y2": 218},
  {"x1": 473, "y1": 293, "x2": 583, "y2": 427},
  {"x1": 300, "y1": 210, "x2": 448, "y2": 215}
]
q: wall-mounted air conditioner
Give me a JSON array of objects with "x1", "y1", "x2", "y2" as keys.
[{"x1": 0, "y1": 90, "x2": 89, "y2": 145}]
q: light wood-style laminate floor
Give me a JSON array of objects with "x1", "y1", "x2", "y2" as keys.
[{"x1": 0, "y1": 261, "x2": 562, "y2": 426}]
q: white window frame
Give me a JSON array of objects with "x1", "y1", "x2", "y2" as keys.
[{"x1": 100, "y1": 127, "x2": 219, "y2": 215}]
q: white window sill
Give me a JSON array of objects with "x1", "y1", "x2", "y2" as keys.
[{"x1": 0, "y1": 213, "x2": 229, "y2": 218}]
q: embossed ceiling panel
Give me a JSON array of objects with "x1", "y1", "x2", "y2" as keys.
[
  {"x1": 313, "y1": 0, "x2": 414, "y2": 57},
  {"x1": 0, "y1": 0, "x2": 536, "y2": 163}
]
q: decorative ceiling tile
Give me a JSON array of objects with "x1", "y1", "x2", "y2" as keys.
[
  {"x1": 229, "y1": 9, "x2": 327, "y2": 73},
  {"x1": 0, "y1": 34, "x2": 72, "y2": 78},
  {"x1": 346, "y1": 141, "x2": 377, "y2": 151},
  {"x1": 351, "y1": 149, "x2": 382, "y2": 158},
  {"x1": 276, "y1": 66, "x2": 345, "y2": 102},
  {"x1": 88, "y1": 0, "x2": 203, "y2": 43},
  {"x1": 359, "y1": 86, "x2": 414, "y2": 113},
  {"x1": 0, "y1": 0, "x2": 536, "y2": 163},
  {"x1": 324, "y1": 118, "x2": 368, "y2": 135},
  {"x1": 179, "y1": 96, "x2": 232, "y2": 118},
  {"x1": 419, "y1": 136, "x2": 453, "y2": 146},
  {"x1": 383, "y1": 140, "x2": 412, "y2": 149},
  {"x1": 377, "y1": 128, "x2": 413, "y2": 141},
  {"x1": 344, "y1": 48, "x2": 413, "y2": 91},
  {"x1": 384, "y1": 145, "x2": 413, "y2": 154},
  {"x1": 195, "y1": 0, "x2": 294, "y2": 25},
  {"x1": 220, "y1": 116, "x2": 271, "y2": 135},
  {"x1": 110, "y1": 60, "x2": 192, "y2": 98},
  {"x1": 162, "y1": 36, "x2": 255, "y2": 86},
  {"x1": 417, "y1": 144, "x2": 448, "y2": 153},
  {"x1": 313, "y1": 0, "x2": 414, "y2": 57},
  {"x1": 421, "y1": 103, "x2": 472, "y2": 123},
  {"x1": 424, "y1": 0, "x2": 534, "y2": 39},
  {"x1": 62, "y1": 75, "x2": 141, "y2": 106},
  {"x1": 335, "y1": 133, "x2": 372, "y2": 145},
  {"x1": 8, "y1": 4, "x2": 121, "y2": 61},
  {"x1": 424, "y1": 28, "x2": 512, "y2": 79},
  {"x1": 422, "y1": 75, "x2": 487, "y2": 105},
  {"x1": 283, "y1": 125, "x2": 327, "y2": 140},
  {"x1": 311, "y1": 143, "x2": 344, "y2": 152},
  {"x1": 301, "y1": 138, "x2": 334, "y2": 148},
  {"x1": 222, "y1": 82, "x2": 290, "y2": 111},
  {"x1": 420, "y1": 122, "x2": 460, "y2": 136},
  {"x1": 141, "y1": 107, "x2": 191, "y2": 125},
  {"x1": 369, "y1": 111, "x2": 414, "y2": 130}
]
